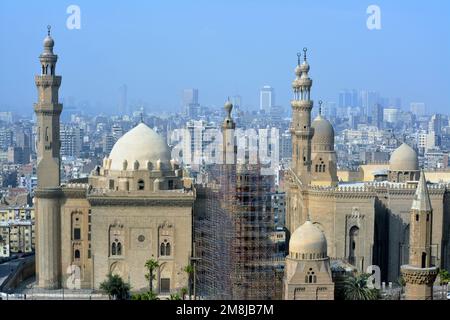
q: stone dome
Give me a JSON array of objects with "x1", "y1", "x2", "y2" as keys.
[
  {"x1": 43, "y1": 36, "x2": 54, "y2": 48},
  {"x1": 389, "y1": 143, "x2": 418, "y2": 171},
  {"x1": 312, "y1": 115, "x2": 334, "y2": 146},
  {"x1": 289, "y1": 220, "x2": 327, "y2": 258},
  {"x1": 108, "y1": 123, "x2": 171, "y2": 171}
]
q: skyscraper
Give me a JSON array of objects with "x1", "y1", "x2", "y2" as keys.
[
  {"x1": 183, "y1": 88, "x2": 200, "y2": 118},
  {"x1": 410, "y1": 102, "x2": 426, "y2": 117},
  {"x1": 260, "y1": 85, "x2": 274, "y2": 113}
]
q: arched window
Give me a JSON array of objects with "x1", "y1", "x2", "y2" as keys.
[
  {"x1": 421, "y1": 252, "x2": 426, "y2": 268},
  {"x1": 349, "y1": 226, "x2": 359, "y2": 266},
  {"x1": 315, "y1": 164, "x2": 319, "y2": 172},
  {"x1": 74, "y1": 249, "x2": 80, "y2": 260},
  {"x1": 323, "y1": 165, "x2": 326, "y2": 172},
  {"x1": 416, "y1": 214, "x2": 419, "y2": 222},
  {"x1": 160, "y1": 242, "x2": 165, "y2": 256},
  {"x1": 309, "y1": 275, "x2": 313, "y2": 283},
  {"x1": 138, "y1": 179, "x2": 145, "y2": 190},
  {"x1": 166, "y1": 243, "x2": 171, "y2": 256},
  {"x1": 313, "y1": 275, "x2": 317, "y2": 283},
  {"x1": 45, "y1": 127, "x2": 49, "y2": 142},
  {"x1": 117, "y1": 242, "x2": 122, "y2": 255},
  {"x1": 111, "y1": 243, "x2": 116, "y2": 255}
]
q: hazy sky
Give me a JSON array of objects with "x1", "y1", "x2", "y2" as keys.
[{"x1": 1, "y1": 0, "x2": 449, "y2": 115}]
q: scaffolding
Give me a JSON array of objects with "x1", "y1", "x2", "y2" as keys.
[{"x1": 194, "y1": 163, "x2": 284, "y2": 300}]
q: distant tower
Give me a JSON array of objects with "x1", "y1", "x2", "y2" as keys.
[
  {"x1": 401, "y1": 171, "x2": 438, "y2": 300},
  {"x1": 260, "y1": 86, "x2": 274, "y2": 113},
  {"x1": 290, "y1": 48, "x2": 314, "y2": 184},
  {"x1": 34, "y1": 26, "x2": 63, "y2": 289},
  {"x1": 222, "y1": 99, "x2": 236, "y2": 165},
  {"x1": 284, "y1": 217, "x2": 334, "y2": 300},
  {"x1": 310, "y1": 101, "x2": 338, "y2": 186}
]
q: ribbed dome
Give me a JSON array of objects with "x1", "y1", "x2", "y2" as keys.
[
  {"x1": 312, "y1": 115, "x2": 334, "y2": 146},
  {"x1": 289, "y1": 220, "x2": 327, "y2": 258},
  {"x1": 390, "y1": 143, "x2": 418, "y2": 171},
  {"x1": 108, "y1": 123, "x2": 170, "y2": 171}
]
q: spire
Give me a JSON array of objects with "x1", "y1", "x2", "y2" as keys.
[
  {"x1": 297, "y1": 52, "x2": 302, "y2": 66},
  {"x1": 411, "y1": 170, "x2": 432, "y2": 212},
  {"x1": 303, "y1": 47, "x2": 308, "y2": 62},
  {"x1": 318, "y1": 100, "x2": 323, "y2": 116},
  {"x1": 47, "y1": 25, "x2": 51, "y2": 36}
]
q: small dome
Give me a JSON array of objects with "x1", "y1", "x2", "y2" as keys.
[
  {"x1": 108, "y1": 123, "x2": 171, "y2": 171},
  {"x1": 300, "y1": 61, "x2": 310, "y2": 73},
  {"x1": 390, "y1": 143, "x2": 418, "y2": 171},
  {"x1": 312, "y1": 114, "x2": 334, "y2": 146},
  {"x1": 43, "y1": 36, "x2": 54, "y2": 48},
  {"x1": 295, "y1": 65, "x2": 302, "y2": 76},
  {"x1": 289, "y1": 220, "x2": 327, "y2": 258}
]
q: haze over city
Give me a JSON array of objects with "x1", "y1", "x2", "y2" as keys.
[{"x1": 1, "y1": 0, "x2": 449, "y2": 115}]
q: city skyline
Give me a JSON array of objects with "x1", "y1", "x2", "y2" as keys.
[{"x1": 0, "y1": 0, "x2": 449, "y2": 115}]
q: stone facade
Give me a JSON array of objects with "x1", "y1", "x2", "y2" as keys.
[{"x1": 34, "y1": 31, "x2": 195, "y2": 293}]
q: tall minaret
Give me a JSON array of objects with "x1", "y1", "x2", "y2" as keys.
[
  {"x1": 34, "y1": 26, "x2": 63, "y2": 289},
  {"x1": 401, "y1": 171, "x2": 438, "y2": 300},
  {"x1": 290, "y1": 48, "x2": 314, "y2": 185}
]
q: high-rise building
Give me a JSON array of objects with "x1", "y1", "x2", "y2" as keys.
[
  {"x1": 383, "y1": 108, "x2": 399, "y2": 123},
  {"x1": 410, "y1": 102, "x2": 426, "y2": 117},
  {"x1": 183, "y1": 88, "x2": 200, "y2": 118},
  {"x1": 260, "y1": 85, "x2": 274, "y2": 113}
]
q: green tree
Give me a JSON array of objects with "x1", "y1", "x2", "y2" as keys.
[
  {"x1": 145, "y1": 259, "x2": 160, "y2": 294},
  {"x1": 342, "y1": 273, "x2": 381, "y2": 300},
  {"x1": 99, "y1": 273, "x2": 130, "y2": 300},
  {"x1": 183, "y1": 264, "x2": 194, "y2": 300},
  {"x1": 439, "y1": 269, "x2": 450, "y2": 285}
]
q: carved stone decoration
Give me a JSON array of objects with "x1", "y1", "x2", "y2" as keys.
[{"x1": 401, "y1": 266, "x2": 439, "y2": 285}]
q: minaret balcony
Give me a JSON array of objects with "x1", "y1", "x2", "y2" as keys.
[
  {"x1": 291, "y1": 100, "x2": 313, "y2": 109},
  {"x1": 35, "y1": 75, "x2": 62, "y2": 87}
]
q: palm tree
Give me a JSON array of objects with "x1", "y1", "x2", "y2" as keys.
[
  {"x1": 145, "y1": 259, "x2": 160, "y2": 294},
  {"x1": 183, "y1": 264, "x2": 194, "y2": 300},
  {"x1": 99, "y1": 273, "x2": 130, "y2": 300},
  {"x1": 342, "y1": 273, "x2": 380, "y2": 300}
]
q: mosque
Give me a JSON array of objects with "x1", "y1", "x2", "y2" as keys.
[
  {"x1": 283, "y1": 49, "x2": 449, "y2": 299},
  {"x1": 32, "y1": 29, "x2": 449, "y2": 299},
  {"x1": 34, "y1": 29, "x2": 194, "y2": 291}
]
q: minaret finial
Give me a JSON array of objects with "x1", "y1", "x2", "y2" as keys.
[
  {"x1": 140, "y1": 112, "x2": 144, "y2": 123},
  {"x1": 47, "y1": 25, "x2": 51, "y2": 36},
  {"x1": 303, "y1": 47, "x2": 308, "y2": 62},
  {"x1": 318, "y1": 100, "x2": 323, "y2": 116},
  {"x1": 297, "y1": 52, "x2": 301, "y2": 65}
]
